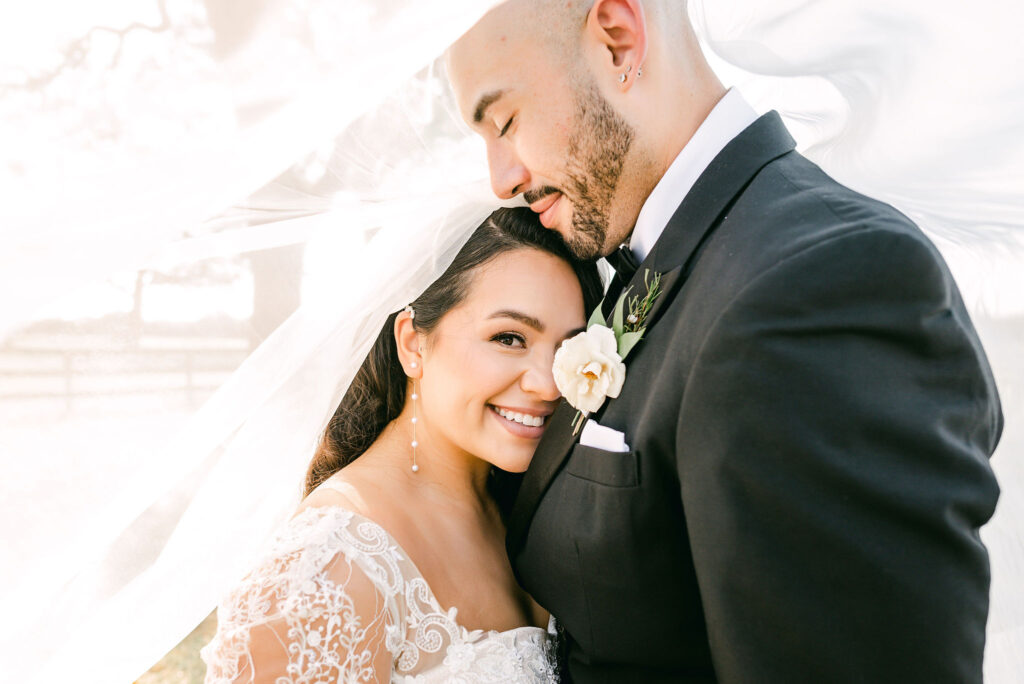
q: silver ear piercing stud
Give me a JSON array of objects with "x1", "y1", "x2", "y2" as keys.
[{"x1": 619, "y1": 64, "x2": 632, "y2": 83}]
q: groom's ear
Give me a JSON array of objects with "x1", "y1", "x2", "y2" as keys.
[
  {"x1": 394, "y1": 310, "x2": 424, "y2": 379},
  {"x1": 585, "y1": 0, "x2": 648, "y2": 91}
]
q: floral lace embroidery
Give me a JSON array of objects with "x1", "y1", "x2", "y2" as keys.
[{"x1": 201, "y1": 504, "x2": 558, "y2": 683}]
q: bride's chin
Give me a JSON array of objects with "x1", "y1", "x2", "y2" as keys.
[
  {"x1": 482, "y1": 444, "x2": 537, "y2": 474},
  {"x1": 498, "y1": 454, "x2": 533, "y2": 473}
]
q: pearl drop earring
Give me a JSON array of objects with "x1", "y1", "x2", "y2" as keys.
[
  {"x1": 410, "y1": 381, "x2": 420, "y2": 473},
  {"x1": 404, "y1": 304, "x2": 421, "y2": 473}
]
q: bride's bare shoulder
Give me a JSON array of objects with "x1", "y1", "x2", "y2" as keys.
[
  {"x1": 293, "y1": 468, "x2": 383, "y2": 519},
  {"x1": 292, "y1": 464, "x2": 417, "y2": 555}
]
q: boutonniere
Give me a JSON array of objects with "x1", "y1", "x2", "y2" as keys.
[{"x1": 553, "y1": 270, "x2": 663, "y2": 435}]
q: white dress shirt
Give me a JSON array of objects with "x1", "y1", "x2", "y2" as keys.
[{"x1": 628, "y1": 89, "x2": 759, "y2": 263}]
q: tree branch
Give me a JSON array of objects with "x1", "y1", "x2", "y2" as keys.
[{"x1": 1, "y1": 0, "x2": 172, "y2": 94}]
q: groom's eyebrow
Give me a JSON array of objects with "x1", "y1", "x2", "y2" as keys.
[
  {"x1": 490, "y1": 309, "x2": 544, "y2": 331},
  {"x1": 473, "y1": 90, "x2": 506, "y2": 123}
]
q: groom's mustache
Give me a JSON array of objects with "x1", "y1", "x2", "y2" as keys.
[{"x1": 523, "y1": 186, "x2": 561, "y2": 205}]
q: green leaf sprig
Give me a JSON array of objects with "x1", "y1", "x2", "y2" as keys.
[{"x1": 588, "y1": 269, "x2": 662, "y2": 362}]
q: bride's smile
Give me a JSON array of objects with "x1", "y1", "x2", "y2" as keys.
[
  {"x1": 489, "y1": 403, "x2": 552, "y2": 438},
  {"x1": 490, "y1": 404, "x2": 551, "y2": 428}
]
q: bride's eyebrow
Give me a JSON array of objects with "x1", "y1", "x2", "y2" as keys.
[{"x1": 488, "y1": 309, "x2": 543, "y2": 332}]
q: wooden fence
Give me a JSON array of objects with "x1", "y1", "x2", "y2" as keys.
[{"x1": 0, "y1": 342, "x2": 250, "y2": 411}]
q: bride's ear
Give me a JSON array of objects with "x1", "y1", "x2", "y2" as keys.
[{"x1": 394, "y1": 309, "x2": 423, "y2": 378}]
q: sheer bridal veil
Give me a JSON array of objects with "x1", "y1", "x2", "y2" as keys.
[{"x1": 1, "y1": 1, "x2": 1021, "y2": 682}]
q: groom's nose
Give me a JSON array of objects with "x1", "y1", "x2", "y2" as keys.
[{"x1": 487, "y1": 141, "x2": 530, "y2": 200}]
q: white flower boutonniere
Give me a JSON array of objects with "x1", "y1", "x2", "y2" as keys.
[
  {"x1": 553, "y1": 270, "x2": 663, "y2": 434},
  {"x1": 553, "y1": 325, "x2": 626, "y2": 415}
]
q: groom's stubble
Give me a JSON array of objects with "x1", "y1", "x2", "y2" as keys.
[{"x1": 559, "y1": 80, "x2": 637, "y2": 260}]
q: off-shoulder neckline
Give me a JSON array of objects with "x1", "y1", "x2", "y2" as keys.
[{"x1": 293, "y1": 489, "x2": 554, "y2": 641}]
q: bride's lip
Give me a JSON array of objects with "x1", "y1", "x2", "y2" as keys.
[
  {"x1": 491, "y1": 404, "x2": 554, "y2": 419},
  {"x1": 488, "y1": 405, "x2": 551, "y2": 440}
]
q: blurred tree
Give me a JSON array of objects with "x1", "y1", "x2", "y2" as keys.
[{"x1": 201, "y1": 0, "x2": 276, "y2": 58}]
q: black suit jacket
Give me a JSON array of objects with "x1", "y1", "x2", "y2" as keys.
[{"x1": 506, "y1": 112, "x2": 1002, "y2": 683}]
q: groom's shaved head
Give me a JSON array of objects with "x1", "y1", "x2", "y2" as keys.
[
  {"x1": 449, "y1": 0, "x2": 722, "y2": 258},
  {"x1": 522, "y1": 0, "x2": 693, "y2": 66}
]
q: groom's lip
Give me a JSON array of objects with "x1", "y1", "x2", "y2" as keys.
[
  {"x1": 529, "y1": 190, "x2": 560, "y2": 215},
  {"x1": 534, "y1": 193, "x2": 562, "y2": 229}
]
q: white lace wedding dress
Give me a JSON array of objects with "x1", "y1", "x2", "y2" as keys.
[{"x1": 200, "y1": 483, "x2": 559, "y2": 683}]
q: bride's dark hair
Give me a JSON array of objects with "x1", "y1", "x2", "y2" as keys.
[{"x1": 304, "y1": 207, "x2": 602, "y2": 496}]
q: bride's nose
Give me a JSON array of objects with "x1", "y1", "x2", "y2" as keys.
[{"x1": 519, "y1": 352, "x2": 559, "y2": 402}]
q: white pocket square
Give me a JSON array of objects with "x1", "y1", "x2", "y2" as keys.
[{"x1": 579, "y1": 420, "x2": 630, "y2": 453}]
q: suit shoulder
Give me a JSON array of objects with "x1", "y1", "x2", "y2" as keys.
[
  {"x1": 724, "y1": 152, "x2": 948, "y2": 281},
  {"x1": 758, "y1": 152, "x2": 917, "y2": 236},
  {"x1": 748, "y1": 221, "x2": 955, "y2": 310}
]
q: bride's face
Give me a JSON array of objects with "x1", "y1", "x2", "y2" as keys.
[{"x1": 417, "y1": 248, "x2": 587, "y2": 473}]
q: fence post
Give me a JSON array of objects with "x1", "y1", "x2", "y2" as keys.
[
  {"x1": 64, "y1": 351, "x2": 73, "y2": 414},
  {"x1": 185, "y1": 351, "x2": 194, "y2": 406}
]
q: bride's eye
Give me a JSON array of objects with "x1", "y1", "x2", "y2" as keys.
[{"x1": 491, "y1": 332, "x2": 526, "y2": 349}]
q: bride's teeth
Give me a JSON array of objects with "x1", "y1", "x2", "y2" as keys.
[{"x1": 494, "y1": 407, "x2": 545, "y2": 427}]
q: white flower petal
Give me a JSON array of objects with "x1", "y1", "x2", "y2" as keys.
[{"x1": 552, "y1": 325, "x2": 628, "y2": 413}]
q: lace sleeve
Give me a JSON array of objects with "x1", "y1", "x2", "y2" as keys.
[{"x1": 201, "y1": 508, "x2": 406, "y2": 683}]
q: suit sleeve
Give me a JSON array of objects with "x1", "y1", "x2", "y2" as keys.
[{"x1": 678, "y1": 225, "x2": 1002, "y2": 683}]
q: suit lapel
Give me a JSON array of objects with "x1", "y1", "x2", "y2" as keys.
[
  {"x1": 638, "y1": 111, "x2": 796, "y2": 281},
  {"x1": 506, "y1": 112, "x2": 796, "y2": 559}
]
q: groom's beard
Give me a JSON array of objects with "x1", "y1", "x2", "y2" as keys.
[{"x1": 561, "y1": 83, "x2": 636, "y2": 260}]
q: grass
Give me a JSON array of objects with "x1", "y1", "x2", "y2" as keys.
[{"x1": 135, "y1": 611, "x2": 217, "y2": 684}]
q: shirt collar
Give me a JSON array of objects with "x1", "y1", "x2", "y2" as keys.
[{"x1": 628, "y1": 88, "x2": 759, "y2": 263}]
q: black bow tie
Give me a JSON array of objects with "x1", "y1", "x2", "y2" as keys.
[{"x1": 604, "y1": 245, "x2": 640, "y2": 280}]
